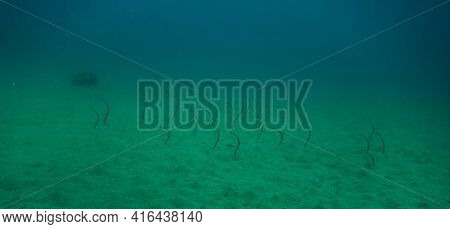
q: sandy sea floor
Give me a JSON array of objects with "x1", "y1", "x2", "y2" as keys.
[{"x1": 0, "y1": 72, "x2": 449, "y2": 209}]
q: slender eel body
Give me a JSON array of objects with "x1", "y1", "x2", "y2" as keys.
[
  {"x1": 304, "y1": 130, "x2": 312, "y2": 149},
  {"x1": 231, "y1": 132, "x2": 240, "y2": 159},
  {"x1": 89, "y1": 107, "x2": 100, "y2": 129},
  {"x1": 277, "y1": 130, "x2": 284, "y2": 146},
  {"x1": 164, "y1": 130, "x2": 171, "y2": 146},
  {"x1": 95, "y1": 94, "x2": 110, "y2": 125},
  {"x1": 361, "y1": 134, "x2": 375, "y2": 167},
  {"x1": 256, "y1": 125, "x2": 264, "y2": 143},
  {"x1": 374, "y1": 132, "x2": 385, "y2": 155},
  {"x1": 213, "y1": 129, "x2": 221, "y2": 150}
]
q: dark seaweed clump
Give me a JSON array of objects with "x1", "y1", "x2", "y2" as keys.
[{"x1": 71, "y1": 71, "x2": 98, "y2": 86}]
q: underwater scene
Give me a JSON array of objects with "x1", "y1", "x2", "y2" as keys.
[{"x1": 0, "y1": 0, "x2": 449, "y2": 209}]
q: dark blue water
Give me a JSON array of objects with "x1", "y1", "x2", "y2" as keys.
[{"x1": 1, "y1": 1, "x2": 449, "y2": 84}]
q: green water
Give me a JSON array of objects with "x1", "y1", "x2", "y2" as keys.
[{"x1": 0, "y1": 67, "x2": 449, "y2": 209}]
